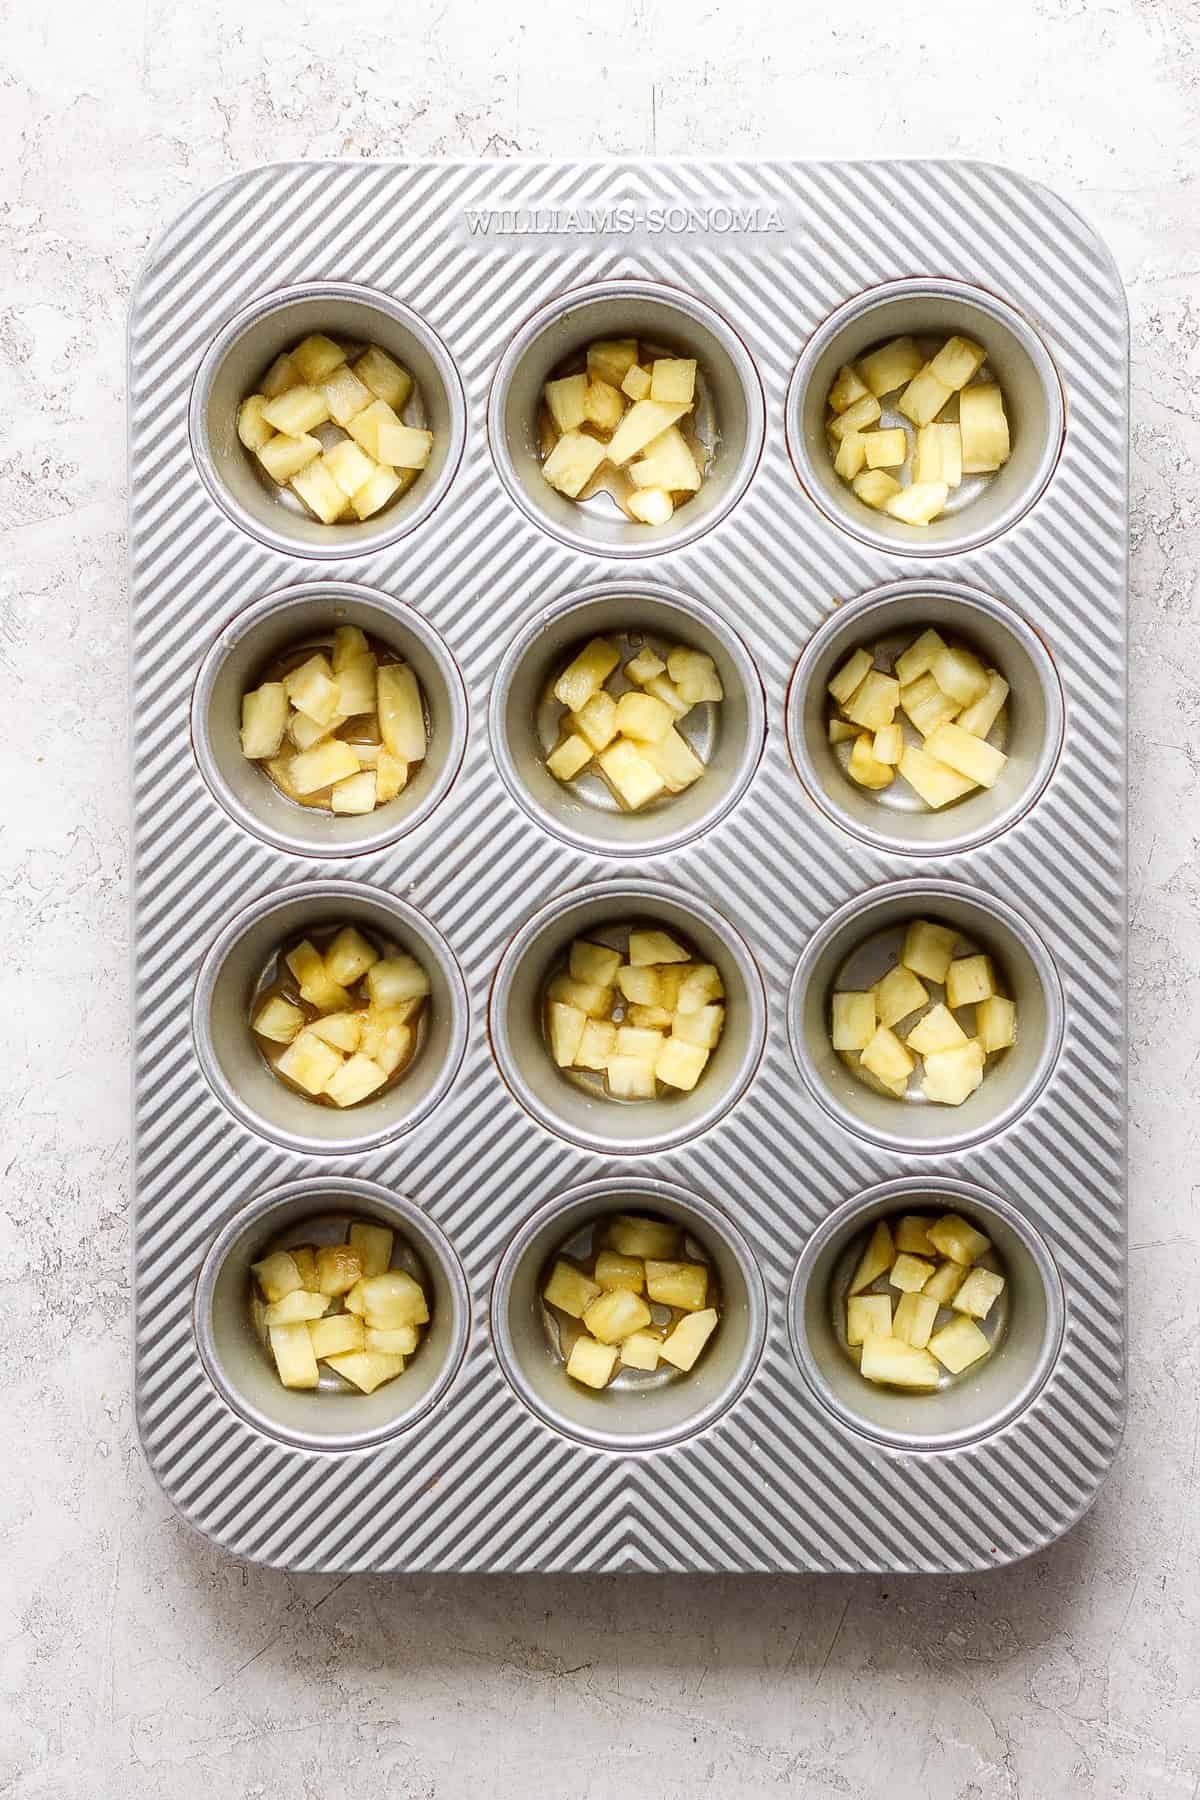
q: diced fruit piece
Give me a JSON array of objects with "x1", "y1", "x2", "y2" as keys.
[
  {"x1": 612, "y1": 691, "x2": 673, "y2": 745},
  {"x1": 543, "y1": 429, "x2": 607, "y2": 497},
  {"x1": 828, "y1": 648, "x2": 874, "y2": 706},
  {"x1": 291, "y1": 334, "x2": 346, "y2": 385},
  {"x1": 858, "y1": 336, "x2": 924, "y2": 398},
  {"x1": 285, "y1": 938, "x2": 351, "y2": 1010},
  {"x1": 348, "y1": 1221, "x2": 394, "y2": 1278},
  {"x1": 286, "y1": 652, "x2": 341, "y2": 725},
  {"x1": 330, "y1": 765, "x2": 378, "y2": 818},
  {"x1": 571, "y1": 690, "x2": 619, "y2": 752},
  {"x1": 899, "y1": 672, "x2": 960, "y2": 738},
  {"x1": 898, "y1": 743, "x2": 978, "y2": 809},
  {"x1": 260, "y1": 353, "x2": 300, "y2": 398},
  {"x1": 544, "y1": 373, "x2": 588, "y2": 434},
  {"x1": 628, "y1": 488, "x2": 674, "y2": 525},
  {"x1": 945, "y1": 954, "x2": 997, "y2": 1008},
  {"x1": 309, "y1": 1313, "x2": 367, "y2": 1360},
  {"x1": 587, "y1": 339, "x2": 639, "y2": 387},
  {"x1": 594, "y1": 1251, "x2": 645, "y2": 1294},
  {"x1": 913, "y1": 422, "x2": 963, "y2": 488},
  {"x1": 954, "y1": 1267, "x2": 1005, "y2": 1320},
  {"x1": 360, "y1": 1269, "x2": 429, "y2": 1329},
  {"x1": 366, "y1": 954, "x2": 430, "y2": 1008},
  {"x1": 659, "y1": 1307, "x2": 718, "y2": 1371},
  {"x1": 977, "y1": 994, "x2": 1016, "y2": 1053},
  {"x1": 289, "y1": 739, "x2": 361, "y2": 795},
  {"x1": 324, "y1": 926, "x2": 379, "y2": 987},
  {"x1": 655, "y1": 966, "x2": 689, "y2": 1010},
  {"x1": 895, "y1": 1215, "x2": 936, "y2": 1255},
  {"x1": 554, "y1": 638, "x2": 621, "y2": 712},
  {"x1": 264, "y1": 1289, "x2": 330, "y2": 1326},
  {"x1": 344, "y1": 396, "x2": 400, "y2": 461},
  {"x1": 931, "y1": 644, "x2": 990, "y2": 708},
  {"x1": 860, "y1": 1335, "x2": 940, "y2": 1389},
  {"x1": 583, "y1": 1287, "x2": 653, "y2": 1344},
  {"x1": 319, "y1": 437, "x2": 375, "y2": 501},
  {"x1": 897, "y1": 364, "x2": 953, "y2": 427},
  {"x1": 359, "y1": 1009, "x2": 412, "y2": 1076},
  {"x1": 928, "y1": 1315, "x2": 990, "y2": 1373},
  {"x1": 334, "y1": 653, "x2": 378, "y2": 716},
  {"x1": 583, "y1": 380, "x2": 626, "y2": 433},
  {"x1": 325, "y1": 1053, "x2": 388, "y2": 1107},
  {"x1": 276, "y1": 1030, "x2": 344, "y2": 1096},
  {"x1": 315, "y1": 1245, "x2": 365, "y2": 1297},
  {"x1": 852, "y1": 470, "x2": 902, "y2": 510},
  {"x1": 643, "y1": 673, "x2": 691, "y2": 718},
  {"x1": 365, "y1": 1324, "x2": 419, "y2": 1356},
  {"x1": 830, "y1": 393, "x2": 882, "y2": 439},
  {"x1": 620, "y1": 1331, "x2": 663, "y2": 1371},
  {"x1": 566, "y1": 1335, "x2": 619, "y2": 1389},
  {"x1": 628, "y1": 1004, "x2": 673, "y2": 1029},
  {"x1": 615, "y1": 1024, "x2": 665, "y2": 1064},
  {"x1": 548, "y1": 1000, "x2": 588, "y2": 1068},
  {"x1": 350, "y1": 465, "x2": 405, "y2": 521},
  {"x1": 252, "y1": 1251, "x2": 304, "y2": 1304},
  {"x1": 891, "y1": 1291, "x2": 939, "y2": 1350},
  {"x1": 957, "y1": 670, "x2": 1009, "y2": 739},
  {"x1": 546, "y1": 973, "x2": 612, "y2": 1018},
  {"x1": 873, "y1": 722, "x2": 904, "y2": 765},
  {"x1": 921, "y1": 1040, "x2": 987, "y2": 1106},
  {"x1": 544, "y1": 1259, "x2": 603, "y2": 1319},
  {"x1": 958, "y1": 382, "x2": 1010, "y2": 472},
  {"x1": 895, "y1": 628, "x2": 949, "y2": 686},
  {"x1": 353, "y1": 345, "x2": 413, "y2": 411},
  {"x1": 630, "y1": 424, "x2": 703, "y2": 494},
  {"x1": 617, "y1": 965, "x2": 661, "y2": 1006},
  {"x1": 269, "y1": 1322, "x2": 320, "y2": 1389},
  {"x1": 606, "y1": 1054, "x2": 656, "y2": 1098},
  {"x1": 288, "y1": 706, "x2": 341, "y2": 751},
  {"x1": 672, "y1": 1004, "x2": 725, "y2": 1051},
  {"x1": 847, "y1": 1294, "x2": 892, "y2": 1345},
  {"x1": 621, "y1": 363, "x2": 652, "y2": 401},
  {"x1": 649, "y1": 358, "x2": 697, "y2": 405},
  {"x1": 262, "y1": 385, "x2": 330, "y2": 436},
  {"x1": 666, "y1": 648, "x2": 723, "y2": 704},
  {"x1": 322, "y1": 364, "x2": 372, "y2": 426},
  {"x1": 832, "y1": 991, "x2": 876, "y2": 1052},
  {"x1": 374, "y1": 750, "x2": 408, "y2": 804},
  {"x1": 885, "y1": 482, "x2": 949, "y2": 526},
  {"x1": 834, "y1": 433, "x2": 868, "y2": 480},
  {"x1": 626, "y1": 647, "x2": 666, "y2": 685},
  {"x1": 367, "y1": 664, "x2": 424, "y2": 763},
  {"x1": 629, "y1": 929, "x2": 689, "y2": 967},
  {"x1": 608, "y1": 1215, "x2": 681, "y2": 1260},
  {"x1": 861, "y1": 1025, "x2": 915, "y2": 1087},
  {"x1": 829, "y1": 364, "x2": 871, "y2": 412},
  {"x1": 333, "y1": 627, "x2": 370, "y2": 672},
  {"x1": 377, "y1": 421, "x2": 433, "y2": 470},
  {"x1": 547, "y1": 734, "x2": 592, "y2": 782},
  {"x1": 676, "y1": 964, "x2": 723, "y2": 1013},
  {"x1": 290, "y1": 459, "x2": 351, "y2": 525},
  {"x1": 863, "y1": 428, "x2": 908, "y2": 469},
  {"x1": 240, "y1": 681, "x2": 289, "y2": 759},
  {"x1": 928, "y1": 1214, "x2": 991, "y2": 1265},
  {"x1": 237, "y1": 394, "x2": 274, "y2": 450},
  {"x1": 257, "y1": 432, "x2": 322, "y2": 483},
  {"x1": 641, "y1": 727, "x2": 704, "y2": 793},
  {"x1": 849, "y1": 1220, "x2": 895, "y2": 1295},
  {"x1": 924, "y1": 1259, "x2": 968, "y2": 1305},
  {"x1": 606, "y1": 399, "x2": 690, "y2": 466},
  {"x1": 570, "y1": 939, "x2": 622, "y2": 986},
  {"x1": 890, "y1": 1252, "x2": 935, "y2": 1293},
  {"x1": 875, "y1": 965, "x2": 928, "y2": 1030},
  {"x1": 848, "y1": 733, "x2": 895, "y2": 790},
  {"x1": 829, "y1": 717, "x2": 858, "y2": 744},
  {"x1": 646, "y1": 1260, "x2": 708, "y2": 1311},
  {"x1": 326, "y1": 1349, "x2": 406, "y2": 1393},
  {"x1": 253, "y1": 994, "x2": 306, "y2": 1044},
  {"x1": 906, "y1": 1003, "x2": 969, "y2": 1056},
  {"x1": 843, "y1": 671, "x2": 900, "y2": 732},
  {"x1": 929, "y1": 336, "x2": 987, "y2": 390},
  {"x1": 920, "y1": 723, "x2": 1006, "y2": 795}
]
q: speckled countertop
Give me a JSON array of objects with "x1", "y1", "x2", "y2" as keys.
[{"x1": 2, "y1": 0, "x2": 1197, "y2": 1794}]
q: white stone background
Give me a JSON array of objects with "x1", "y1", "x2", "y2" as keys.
[{"x1": 1, "y1": 0, "x2": 1197, "y2": 1793}]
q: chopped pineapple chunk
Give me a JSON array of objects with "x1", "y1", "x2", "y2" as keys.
[
  {"x1": 956, "y1": 670, "x2": 1009, "y2": 739},
  {"x1": 353, "y1": 345, "x2": 413, "y2": 411},
  {"x1": 659, "y1": 1307, "x2": 718, "y2": 1371},
  {"x1": 828, "y1": 364, "x2": 871, "y2": 412},
  {"x1": 852, "y1": 469, "x2": 902, "y2": 510},
  {"x1": 944, "y1": 954, "x2": 997, "y2": 1008},
  {"x1": 566, "y1": 1335, "x2": 619, "y2": 1389},
  {"x1": 554, "y1": 638, "x2": 621, "y2": 712},
  {"x1": 544, "y1": 1259, "x2": 602, "y2": 1319},
  {"x1": 958, "y1": 382, "x2": 1010, "y2": 472},
  {"x1": 857, "y1": 336, "x2": 924, "y2": 398},
  {"x1": 269, "y1": 1323, "x2": 320, "y2": 1389},
  {"x1": 544, "y1": 373, "x2": 588, "y2": 434},
  {"x1": 976, "y1": 994, "x2": 1016, "y2": 1052},
  {"x1": 924, "y1": 722, "x2": 1007, "y2": 789},
  {"x1": 843, "y1": 670, "x2": 900, "y2": 732},
  {"x1": 927, "y1": 1315, "x2": 990, "y2": 1373},
  {"x1": 849, "y1": 1219, "x2": 895, "y2": 1295},
  {"x1": 649, "y1": 358, "x2": 697, "y2": 405},
  {"x1": 890, "y1": 1252, "x2": 934, "y2": 1293},
  {"x1": 627, "y1": 487, "x2": 674, "y2": 526},
  {"x1": 859, "y1": 1335, "x2": 939, "y2": 1389},
  {"x1": 863, "y1": 428, "x2": 908, "y2": 469},
  {"x1": 583, "y1": 1287, "x2": 653, "y2": 1344},
  {"x1": 629, "y1": 929, "x2": 690, "y2": 966},
  {"x1": 607, "y1": 1215, "x2": 681, "y2": 1259},
  {"x1": 898, "y1": 743, "x2": 978, "y2": 809},
  {"x1": 828, "y1": 648, "x2": 874, "y2": 707},
  {"x1": 832, "y1": 991, "x2": 876, "y2": 1052},
  {"x1": 874, "y1": 965, "x2": 928, "y2": 1029},
  {"x1": 547, "y1": 734, "x2": 593, "y2": 782},
  {"x1": 905, "y1": 1003, "x2": 969, "y2": 1056},
  {"x1": 593, "y1": 1251, "x2": 645, "y2": 1294},
  {"x1": 953, "y1": 1267, "x2": 1006, "y2": 1320},
  {"x1": 921, "y1": 1040, "x2": 986, "y2": 1106},
  {"x1": 597, "y1": 739, "x2": 666, "y2": 810},
  {"x1": 897, "y1": 364, "x2": 952, "y2": 427},
  {"x1": 885, "y1": 481, "x2": 949, "y2": 526},
  {"x1": 542, "y1": 430, "x2": 607, "y2": 498},
  {"x1": 860, "y1": 1025, "x2": 915, "y2": 1087},
  {"x1": 847, "y1": 1294, "x2": 893, "y2": 1346},
  {"x1": 848, "y1": 733, "x2": 895, "y2": 790},
  {"x1": 241, "y1": 682, "x2": 290, "y2": 760},
  {"x1": 891, "y1": 1290, "x2": 939, "y2": 1349}
]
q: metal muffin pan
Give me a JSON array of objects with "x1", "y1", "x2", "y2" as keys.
[{"x1": 130, "y1": 158, "x2": 1128, "y2": 1574}]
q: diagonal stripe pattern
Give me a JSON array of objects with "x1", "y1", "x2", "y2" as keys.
[{"x1": 129, "y1": 159, "x2": 1127, "y2": 1574}]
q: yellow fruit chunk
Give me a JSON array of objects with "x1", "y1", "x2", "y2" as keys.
[
  {"x1": 583, "y1": 1288, "x2": 653, "y2": 1345},
  {"x1": 860, "y1": 1025, "x2": 915, "y2": 1088},
  {"x1": 898, "y1": 743, "x2": 978, "y2": 809},
  {"x1": 953, "y1": 1267, "x2": 1006, "y2": 1320},
  {"x1": 644, "y1": 1260, "x2": 708, "y2": 1311},
  {"x1": 890, "y1": 1252, "x2": 934, "y2": 1293},
  {"x1": 928, "y1": 1214, "x2": 992, "y2": 1265},
  {"x1": 895, "y1": 628, "x2": 949, "y2": 686},
  {"x1": 586, "y1": 339, "x2": 639, "y2": 388},
  {"x1": 543, "y1": 430, "x2": 607, "y2": 498},
  {"x1": 828, "y1": 648, "x2": 874, "y2": 706},
  {"x1": 832, "y1": 991, "x2": 876, "y2": 1052},
  {"x1": 543, "y1": 1259, "x2": 602, "y2": 1319},
  {"x1": 863, "y1": 428, "x2": 908, "y2": 469},
  {"x1": 892, "y1": 1291, "x2": 939, "y2": 1349},
  {"x1": 905, "y1": 1003, "x2": 969, "y2": 1056},
  {"x1": 649, "y1": 358, "x2": 697, "y2": 405},
  {"x1": 353, "y1": 345, "x2": 414, "y2": 411},
  {"x1": 619, "y1": 1331, "x2": 663, "y2": 1370},
  {"x1": 659, "y1": 1308, "x2": 719, "y2": 1371},
  {"x1": 848, "y1": 733, "x2": 895, "y2": 790},
  {"x1": 858, "y1": 336, "x2": 924, "y2": 398},
  {"x1": 566, "y1": 1335, "x2": 619, "y2": 1389},
  {"x1": 593, "y1": 1251, "x2": 645, "y2": 1294},
  {"x1": 852, "y1": 469, "x2": 902, "y2": 510},
  {"x1": 830, "y1": 393, "x2": 882, "y2": 439},
  {"x1": 927, "y1": 1315, "x2": 990, "y2": 1374},
  {"x1": 849, "y1": 1219, "x2": 895, "y2": 1295},
  {"x1": 884, "y1": 482, "x2": 949, "y2": 525},
  {"x1": 977, "y1": 994, "x2": 1016, "y2": 1052},
  {"x1": 929, "y1": 336, "x2": 987, "y2": 390},
  {"x1": 874, "y1": 965, "x2": 928, "y2": 1029},
  {"x1": 828, "y1": 364, "x2": 871, "y2": 412},
  {"x1": 959, "y1": 382, "x2": 1010, "y2": 472},
  {"x1": 269, "y1": 1323, "x2": 320, "y2": 1389},
  {"x1": 924, "y1": 722, "x2": 1007, "y2": 789},
  {"x1": 544, "y1": 373, "x2": 588, "y2": 433},
  {"x1": 325, "y1": 1053, "x2": 388, "y2": 1107},
  {"x1": 547, "y1": 734, "x2": 592, "y2": 782},
  {"x1": 847, "y1": 1294, "x2": 893, "y2": 1346},
  {"x1": 325, "y1": 1349, "x2": 405, "y2": 1393},
  {"x1": 897, "y1": 364, "x2": 953, "y2": 427},
  {"x1": 921, "y1": 1040, "x2": 986, "y2": 1106},
  {"x1": 859, "y1": 1335, "x2": 939, "y2": 1389},
  {"x1": 606, "y1": 1215, "x2": 680, "y2": 1260},
  {"x1": 945, "y1": 954, "x2": 997, "y2": 1009}
]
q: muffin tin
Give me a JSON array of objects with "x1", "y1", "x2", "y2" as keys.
[{"x1": 131, "y1": 158, "x2": 1128, "y2": 1574}]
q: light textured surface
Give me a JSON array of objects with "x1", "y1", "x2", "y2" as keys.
[{"x1": 1, "y1": 0, "x2": 1196, "y2": 1793}]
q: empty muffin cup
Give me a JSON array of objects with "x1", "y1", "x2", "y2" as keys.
[
  {"x1": 492, "y1": 1176, "x2": 766, "y2": 1451},
  {"x1": 189, "y1": 281, "x2": 465, "y2": 556},
  {"x1": 193, "y1": 881, "x2": 468, "y2": 1154},
  {"x1": 489, "y1": 581, "x2": 765, "y2": 855},
  {"x1": 787, "y1": 578, "x2": 1064, "y2": 854},
  {"x1": 786, "y1": 278, "x2": 1065, "y2": 555},
  {"x1": 195, "y1": 1176, "x2": 469, "y2": 1453},
  {"x1": 788, "y1": 879, "x2": 1064, "y2": 1154},
  {"x1": 191, "y1": 580, "x2": 468, "y2": 856},
  {"x1": 488, "y1": 279, "x2": 765, "y2": 556},
  {"x1": 789, "y1": 1176, "x2": 1065, "y2": 1451},
  {"x1": 489, "y1": 880, "x2": 767, "y2": 1154}
]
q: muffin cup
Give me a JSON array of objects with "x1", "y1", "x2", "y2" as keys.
[
  {"x1": 786, "y1": 277, "x2": 1065, "y2": 555},
  {"x1": 786, "y1": 578, "x2": 1064, "y2": 854},
  {"x1": 788, "y1": 1177, "x2": 1065, "y2": 1451},
  {"x1": 189, "y1": 281, "x2": 466, "y2": 557},
  {"x1": 192, "y1": 881, "x2": 468, "y2": 1154},
  {"x1": 489, "y1": 880, "x2": 767, "y2": 1155},
  {"x1": 492, "y1": 1176, "x2": 766, "y2": 1452},
  {"x1": 195, "y1": 1176, "x2": 469, "y2": 1453},
  {"x1": 787, "y1": 879, "x2": 1064, "y2": 1154},
  {"x1": 191, "y1": 580, "x2": 467, "y2": 857},
  {"x1": 488, "y1": 279, "x2": 765, "y2": 556},
  {"x1": 489, "y1": 581, "x2": 765, "y2": 855}
]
